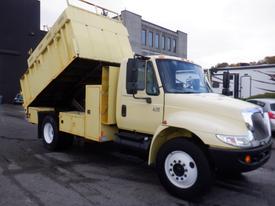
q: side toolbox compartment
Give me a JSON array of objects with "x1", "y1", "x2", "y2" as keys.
[{"x1": 59, "y1": 112, "x2": 85, "y2": 137}]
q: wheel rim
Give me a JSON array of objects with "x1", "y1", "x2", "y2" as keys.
[
  {"x1": 43, "y1": 122, "x2": 54, "y2": 144},
  {"x1": 164, "y1": 150, "x2": 198, "y2": 189}
]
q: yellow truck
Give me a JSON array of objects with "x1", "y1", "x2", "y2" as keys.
[{"x1": 20, "y1": 1, "x2": 272, "y2": 199}]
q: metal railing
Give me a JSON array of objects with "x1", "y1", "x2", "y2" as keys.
[{"x1": 66, "y1": 0, "x2": 121, "y2": 20}]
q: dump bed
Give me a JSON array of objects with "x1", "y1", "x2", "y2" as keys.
[{"x1": 20, "y1": 5, "x2": 132, "y2": 109}]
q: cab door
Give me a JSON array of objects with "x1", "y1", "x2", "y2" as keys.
[{"x1": 119, "y1": 60, "x2": 164, "y2": 134}]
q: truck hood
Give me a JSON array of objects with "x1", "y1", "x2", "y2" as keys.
[{"x1": 164, "y1": 93, "x2": 258, "y2": 123}]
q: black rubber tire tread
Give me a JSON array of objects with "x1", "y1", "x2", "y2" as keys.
[{"x1": 156, "y1": 138, "x2": 212, "y2": 200}]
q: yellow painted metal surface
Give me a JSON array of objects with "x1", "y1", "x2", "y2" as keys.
[
  {"x1": 85, "y1": 85, "x2": 101, "y2": 141},
  {"x1": 101, "y1": 66, "x2": 119, "y2": 125},
  {"x1": 84, "y1": 84, "x2": 118, "y2": 142},
  {"x1": 57, "y1": 84, "x2": 119, "y2": 142},
  {"x1": 28, "y1": 107, "x2": 55, "y2": 124},
  {"x1": 59, "y1": 111, "x2": 85, "y2": 137},
  {"x1": 116, "y1": 59, "x2": 164, "y2": 134},
  {"x1": 101, "y1": 125, "x2": 118, "y2": 141},
  {"x1": 20, "y1": 5, "x2": 132, "y2": 109},
  {"x1": 101, "y1": 67, "x2": 109, "y2": 124}
]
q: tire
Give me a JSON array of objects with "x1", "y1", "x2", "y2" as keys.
[
  {"x1": 41, "y1": 115, "x2": 73, "y2": 151},
  {"x1": 156, "y1": 138, "x2": 212, "y2": 200}
]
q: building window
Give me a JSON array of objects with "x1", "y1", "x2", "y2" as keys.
[
  {"x1": 167, "y1": 37, "x2": 171, "y2": 51},
  {"x1": 148, "y1": 31, "x2": 153, "y2": 47},
  {"x1": 172, "y1": 39, "x2": 176, "y2": 53},
  {"x1": 141, "y1": 29, "x2": 146, "y2": 46},
  {"x1": 161, "y1": 35, "x2": 165, "y2": 50},
  {"x1": 155, "y1": 33, "x2": 159, "y2": 49}
]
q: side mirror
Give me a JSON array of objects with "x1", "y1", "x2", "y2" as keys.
[
  {"x1": 126, "y1": 58, "x2": 145, "y2": 94},
  {"x1": 126, "y1": 59, "x2": 138, "y2": 94}
]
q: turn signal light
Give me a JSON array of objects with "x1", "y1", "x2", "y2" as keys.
[
  {"x1": 268, "y1": 112, "x2": 275, "y2": 119},
  {"x1": 244, "y1": 155, "x2": 252, "y2": 164}
]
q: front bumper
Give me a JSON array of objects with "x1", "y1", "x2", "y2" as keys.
[{"x1": 209, "y1": 140, "x2": 272, "y2": 173}]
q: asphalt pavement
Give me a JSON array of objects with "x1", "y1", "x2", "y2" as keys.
[{"x1": 0, "y1": 104, "x2": 274, "y2": 206}]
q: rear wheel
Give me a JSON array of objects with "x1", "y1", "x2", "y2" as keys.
[
  {"x1": 156, "y1": 138, "x2": 212, "y2": 200},
  {"x1": 41, "y1": 115, "x2": 73, "y2": 151}
]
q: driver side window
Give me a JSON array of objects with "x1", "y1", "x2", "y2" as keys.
[{"x1": 146, "y1": 61, "x2": 159, "y2": 96}]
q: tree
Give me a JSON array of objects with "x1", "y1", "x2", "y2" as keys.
[
  {"x1": 216, "y1": 62, "x2": 229, "y2": 68},
  {"x1": 264, "y1": 56, "x2": 275, "y2": 64}
]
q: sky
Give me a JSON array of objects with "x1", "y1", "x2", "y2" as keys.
[{"x1": 40, "y1": 0, "x2": 275, "y2": 68}]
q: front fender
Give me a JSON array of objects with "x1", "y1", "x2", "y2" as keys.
[
  {"x1": 148, "y1": 125, "x2": 193, "y2": 165},
  {"x1": 148, "y1": 111, "x2": 245, "y2": 165}
]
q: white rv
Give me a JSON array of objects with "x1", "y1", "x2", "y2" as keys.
[{"x1": 209, "y1": 65, "x2": 275, "y2": 98}]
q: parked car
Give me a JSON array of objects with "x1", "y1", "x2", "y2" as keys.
[
  {"x1": 247, "y1": 98, "x2": 275, "y2": 133},
  {"x1": 13, "y1": 93, "x2": 23, "y2": 105}
]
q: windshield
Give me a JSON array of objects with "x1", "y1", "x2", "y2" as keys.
[{"x1": 156, "y1": 59, "x2": 211, "y2": 94}]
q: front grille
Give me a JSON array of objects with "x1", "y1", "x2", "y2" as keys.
[{"x1": 252, "y1": 112, "x2": 269, "y2": 140}]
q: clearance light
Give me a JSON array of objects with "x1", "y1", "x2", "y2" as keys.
[{"x1": 244, "y1": 155, "x2": 252, "y2": 164}]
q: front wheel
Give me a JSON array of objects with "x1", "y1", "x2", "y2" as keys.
[{"x1": 156, "y1": 138, "x2": 212, "y2": 200}]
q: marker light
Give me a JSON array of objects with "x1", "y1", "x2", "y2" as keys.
[{"x1": 244, "y1": 155, "x2": 252, "y2": 164}]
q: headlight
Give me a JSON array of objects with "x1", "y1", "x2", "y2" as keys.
[
  {"x1": 216, "y1": 108, "x2": 260, "y2": 148},
  {"x1": 216, "y1": 134, "x2": 253, "y2": 148}
]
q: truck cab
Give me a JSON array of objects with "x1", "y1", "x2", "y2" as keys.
[{"x1": 116, "y1": 55, "x2": 272, "y2": 197}]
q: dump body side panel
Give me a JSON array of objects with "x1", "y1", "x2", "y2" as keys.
[{"x1": 20, "y1": 5, "x2": 132, "y2": 109}]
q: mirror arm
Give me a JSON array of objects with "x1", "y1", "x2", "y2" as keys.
[{"x1": 132, "y1": 94, "x2": 152, "y2": 104}]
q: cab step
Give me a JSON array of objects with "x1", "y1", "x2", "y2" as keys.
[{"x1": 115, "y1": 131, "x2": 152, "y2": 153}]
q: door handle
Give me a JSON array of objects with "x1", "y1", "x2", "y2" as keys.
[
  {"x1": 132, "y1": 94, "x2": 152, "y2": 104},
  {"x1": 121, "y1": 105, "x2": 127, "y2": 117}
]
